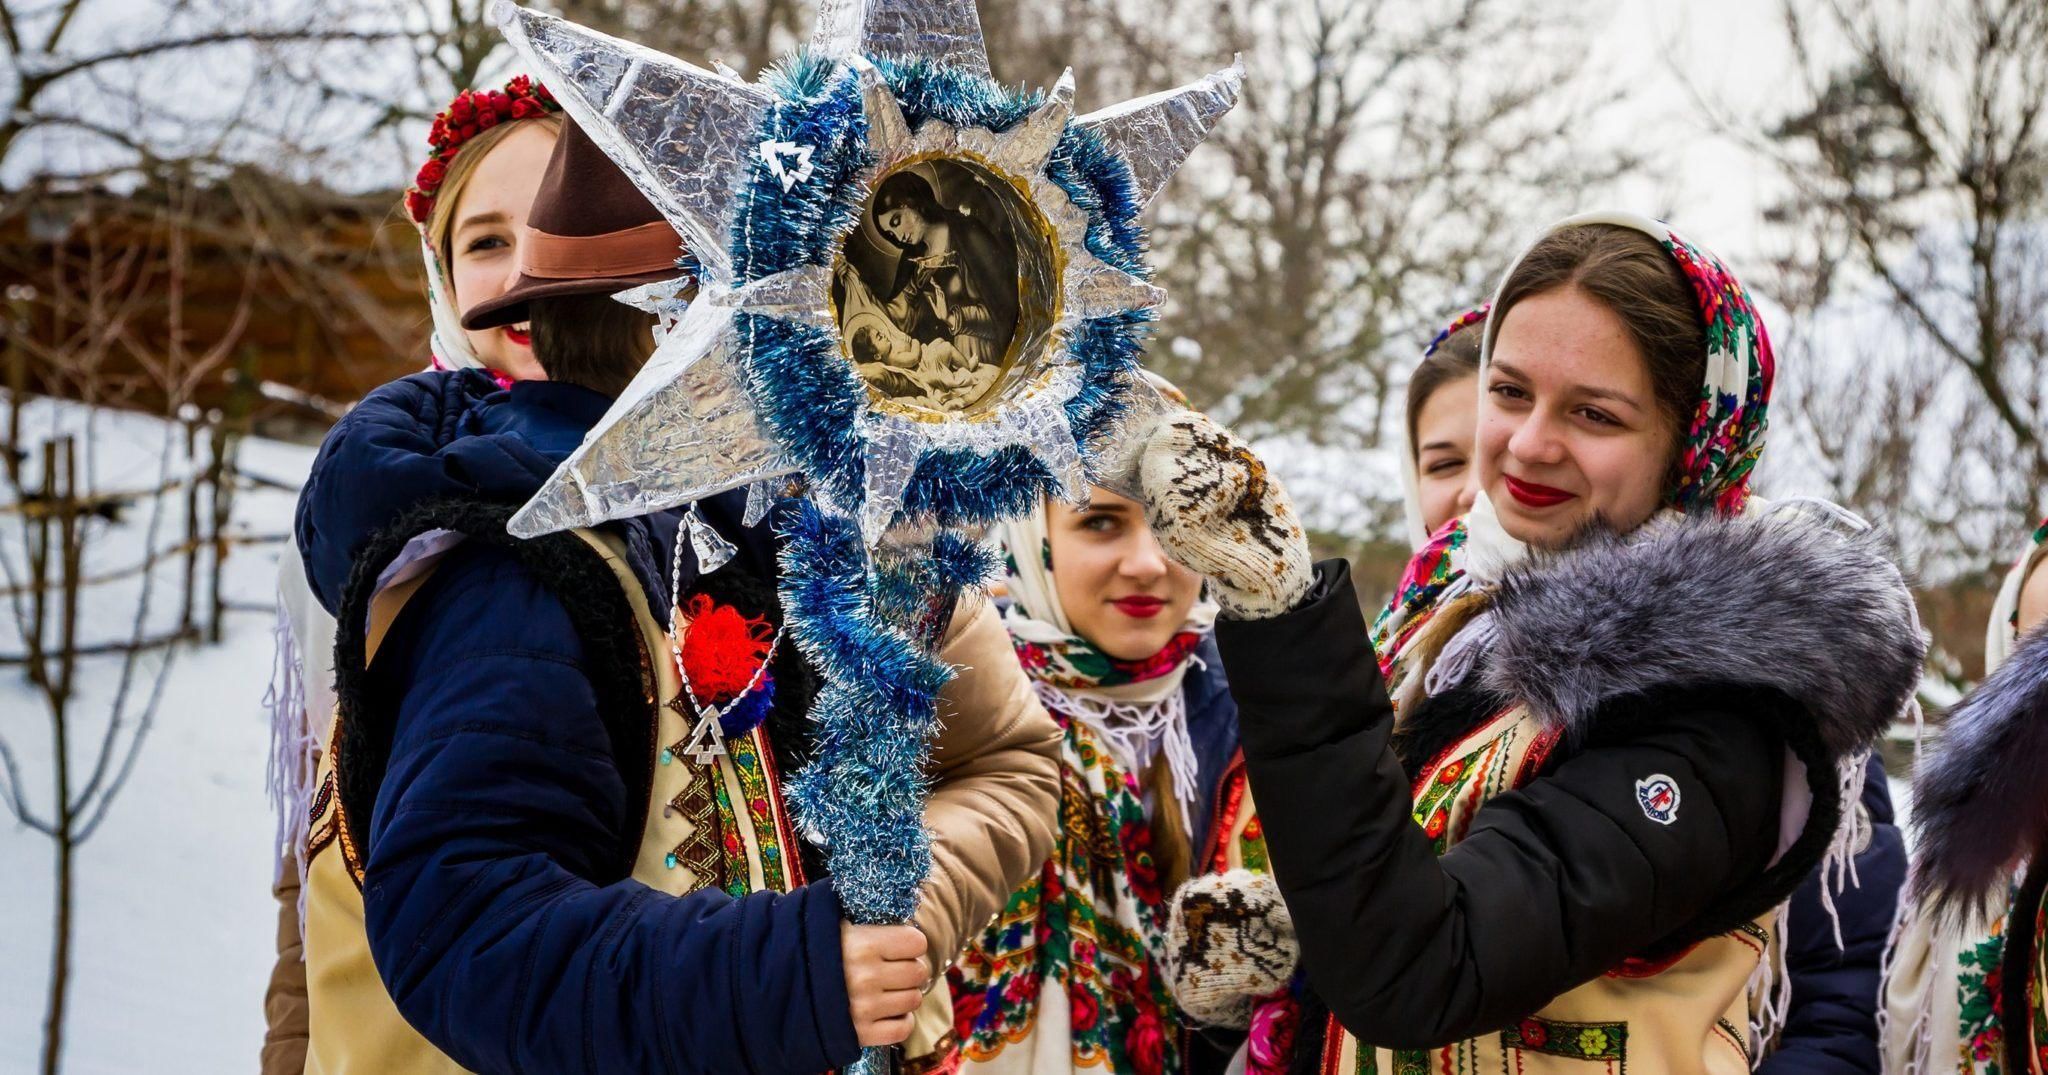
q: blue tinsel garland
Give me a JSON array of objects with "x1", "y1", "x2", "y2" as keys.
[
  {"x1": 734, "y1": 53, "x2": 1149, "y2": 924},
  {"x1": 734, "y1": 54, "x2": 1150, "y2": 523},
  {"x1": 775, "y1": 501, "x2": 948, "y2": 921}
]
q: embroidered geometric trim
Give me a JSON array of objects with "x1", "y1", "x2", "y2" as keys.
[
  {"x1": 306, "y1": 773, "x2": 335, "y2": 823},
  {"x1": 1205, "y1": 763, "x2": 1248, "y2": 874},
  {"x1": 334, "y1": 780, "x2": 366, "y2": 887},
  {"x1": 713, "y1": 774, "x2": 748, "y2": 898},
  {"x1": 899, "y1": 1029, "x2": 961, "y2": 1075},
  {"x1": 665, "y1": 773, "x2": 725, "y2": 891},
  {"x1": 727, "y1": 731, "x2": 789, "y2": 892},
  {"x1": 1713, "y1": 1017, "x2": 1751, "y2": 1063},
  {"x1": 1499, "y1": 1016, "x2": 1628, "y2": 1062},
  {"x1": 1340, "y1": 1047, "x2": 1429, "y2": 1075},
  {"x1": 304, "y1": 772, "x2": 340, "y2": 863},
  {"x1": 306, "y1": 810, "x2": 338, "y2": 863}
]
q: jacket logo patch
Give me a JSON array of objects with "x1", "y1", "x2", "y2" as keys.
[{"x1": 1635, "y1": 774, "x2": 1680, "y2": 825}]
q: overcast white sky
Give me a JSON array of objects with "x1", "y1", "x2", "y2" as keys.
[{"x1": 1567, "y1": 0, "x2": 1806, "y2": 267}]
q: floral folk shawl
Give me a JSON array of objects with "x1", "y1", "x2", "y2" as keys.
[
  {"x1": 946, "y1": 502, "x2": 1219, "y2": 1073},
  {"x1": 949, "y1": 717, "x2": 1181, "y2": 1075}
]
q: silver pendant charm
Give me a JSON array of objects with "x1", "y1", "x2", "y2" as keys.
[
  {"x1": 743, "y1": 479, "x2": 775, "y2": 528},
  {"x1": 686, "y1": 504, "x2": 737, "y2": 575},
  {"x1": 683, "y1": 707, "x2": 728, "y2": 764}
]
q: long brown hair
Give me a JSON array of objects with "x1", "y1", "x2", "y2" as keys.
[
  {"x1": 529, "y1": 292, "x2": 656, "y2": 398},
  {"x1": 1489, "y1": 223, "x2": 1705, "y2": 439}
]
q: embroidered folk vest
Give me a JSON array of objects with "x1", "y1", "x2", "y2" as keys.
[
  {"x1": 300, "y1": 529, "x2": 801, "y2": 1074},
  {"x1": 1319, "y1": 706, "x2": 1773, "y2": 1075}
]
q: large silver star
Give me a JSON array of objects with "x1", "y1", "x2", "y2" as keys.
[{"x1": 493, "y1": 0, "x2": 1240, "y2": 542}]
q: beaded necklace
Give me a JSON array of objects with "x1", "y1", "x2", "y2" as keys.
[{"x1": 663, "y1": 517, "x2": 783, "y2": 765}]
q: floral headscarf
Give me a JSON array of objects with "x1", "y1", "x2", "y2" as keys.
[
  {"x1": 999, "y1": 510, "x2": 1214, "y2": 693},
  {"x1": 1986, "y1": 517, "x2": 2048, "y2": 675},
  {"x1": 998, "y1": 371, "x2": 1215, "y2": 694},
  {"x1": 997, "y1": 442, "x2": 1220, "y2": 826},
  {"x1": 1371, "y1": 211, "x2": 1776, "y2": 703},
  {"x1": 1662, "y1": 231, "x2": 1775, "y2": 515},
  {"x1": 995, "y1": 499, "x2": 1212, "y2": 692}
]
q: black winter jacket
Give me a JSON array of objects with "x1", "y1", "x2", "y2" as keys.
[{"x1": 1214, "y1": 514, "x2": 1924, "y2": 1058}]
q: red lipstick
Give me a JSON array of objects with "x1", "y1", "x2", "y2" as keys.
[
  {"x1": 1504, "y1": 475, "x2": 1577, "y2": 509},
  {"x1": 1111, "y1": 595, "x2": 1166, "y2": 619},
  {"x1": 503, "y1": 325, "x2": 531, "y2": 347}
]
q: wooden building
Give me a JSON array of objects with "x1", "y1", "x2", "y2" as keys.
[{"x1": 1, "y1": 167, "x2": 430, "y2": 439}]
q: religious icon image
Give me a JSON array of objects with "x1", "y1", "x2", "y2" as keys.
[{"x1": 834, "y1": 160, "x2": 1035, "y2": 415}]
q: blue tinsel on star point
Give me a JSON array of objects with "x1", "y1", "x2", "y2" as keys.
[{"x1": 731, "y1": 56, "x2": 1149, "y2": 526}]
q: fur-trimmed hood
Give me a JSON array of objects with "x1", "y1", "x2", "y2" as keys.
[
  {"x1": 1911, "y1": 623, "x2": 2048, "y2": 918},
  {"x1": 1478, "y1": 510, "x2": 1926, "y2": 757}
]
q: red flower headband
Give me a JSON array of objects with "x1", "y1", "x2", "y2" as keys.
[{"x1": 405, "y1": 74, "x2": 561, "y2": 227}]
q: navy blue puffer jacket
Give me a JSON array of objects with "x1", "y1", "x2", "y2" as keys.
[
  {"x1": 1761, "y1": 753, "x2": 1903, "y2": 1074},
  {"x1": 296, "y1": 370, "x2": 859, "y2": 1074}
]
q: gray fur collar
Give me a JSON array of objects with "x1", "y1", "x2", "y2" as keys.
[
  {"x1": 1477, "y1": 511, "x2": 1925, "y2": 756},
  {"x1": 1911, "y1": 625, "x2": 2048, "y2": 918}
]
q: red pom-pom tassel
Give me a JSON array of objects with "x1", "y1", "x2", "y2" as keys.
[{"x1": 677, "y1": 594, "x2": 775, "y2": 704}]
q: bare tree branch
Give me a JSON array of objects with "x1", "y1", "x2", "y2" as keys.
[
  {"x1": 0, "y1": 738, "x2": 57, "y2": 835},
  {"x1": 66, "y1": 420, "x2": 178, "y2": 817},
  {"x1": 32, "y1": 27, "x2": 400, "y2": 86},
  {"x1": 1716, "y1": 0, "x2": 2048, "y2": 661}
]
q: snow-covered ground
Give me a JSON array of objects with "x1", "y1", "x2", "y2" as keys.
[{"x1": 0, "y1": 395, "x2": 314, "y2": 1074}]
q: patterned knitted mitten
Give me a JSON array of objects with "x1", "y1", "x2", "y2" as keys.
[
  {"x1": 1138, "y1": 413, "x2": 1312, "y2": 619},
  {"x1": 1165, "y1": 869, "x2": 1300, "y2": 1029}
]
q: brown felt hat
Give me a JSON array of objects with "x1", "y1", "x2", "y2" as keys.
[{"x1": 462, "y1": 118, "x2": 686, "y2": 330}]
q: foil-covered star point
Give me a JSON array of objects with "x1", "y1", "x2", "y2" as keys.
[
  {"x1": 1076, "y1": 56, "x2": 1242, "y2": 210},
  {"x1": 499, "y1": 0, "x2": 1240, "y2": 544},
  {"x1": 811, "y1": 0, "x2": 993, "y2": 77}
]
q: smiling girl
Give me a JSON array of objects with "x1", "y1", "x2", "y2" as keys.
[
  {"x1": 412, "y1": 78, "x2": 564, "y2": 382},
  {"x1": 1478, "y1": 229, "x2": 1716, "y2": 545},
  {"x1": 1138, "y1": 211, "x2": 1925, "y2": 1073},
  {"x1": 1397, "y1": 291, "x2": 1906, "y2": 1072},
  {"x1": 1399, "y1": 308, "x2": 1486, "y2": 546},
  {"x1": 262, "y1": 77, "x2": 561, "y2": 1075}
]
